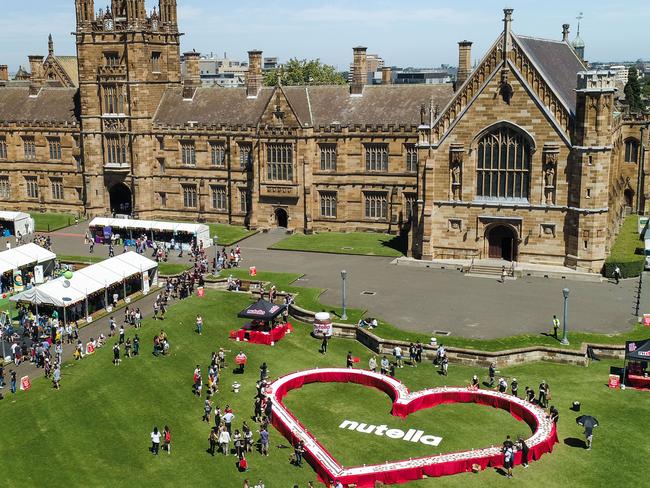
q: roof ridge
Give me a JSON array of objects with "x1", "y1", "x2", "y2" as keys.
[{"x1": 514, "y1": 34, "x2": 565, "y2": 44}]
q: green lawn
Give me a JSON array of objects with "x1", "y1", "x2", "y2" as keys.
[
  {"x1": 270, "y1": 231, "x2": 407, "y2": 257},
  {"x1": 1, "y1": 290, "x2": 649, "y2": 487},
  {"x1": 209, "y1": 223, "x2": 256, "y2": 246},
  {"x1": 31, "y1": 212, "x2": 79, "y2": 232},
  {"x1": 604, "y1": 215, "x2": 645, "y2": 278},
  {"x1": 158, "y1": 263, "x2": 191, "y2": 276},
  {"x1": 58, "y1": 255, "x2": 105, "y2": 265}
]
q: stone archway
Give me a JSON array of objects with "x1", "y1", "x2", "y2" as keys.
[
  {"x1": 486, "y1": 224, "x2": 518, "y2": 261},
  {"x1": 275, "y1": 208, "x2": 288, "y2": 228},
  {"x1": 109, "y1": 183, "x2": 132, "y2": 216},
  {"x1": 624, "y1": 188, "x2": 634, "y2": 209}
]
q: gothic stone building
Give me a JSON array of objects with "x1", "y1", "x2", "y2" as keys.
[{"x1": 0, "y1": 2, "x2": 647, "y2": 272}]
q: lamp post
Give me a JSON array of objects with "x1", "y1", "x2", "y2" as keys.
[
  {"x1": 340, "y1": 270, "x2": 348, "y2": 321},
  {"x1": 561, "y1": 288, "x2": 570, "y2": 345}
]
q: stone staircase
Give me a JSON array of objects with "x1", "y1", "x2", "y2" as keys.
[{"x1": 465, "y1": 261, "x2": 516, "y2": 280}]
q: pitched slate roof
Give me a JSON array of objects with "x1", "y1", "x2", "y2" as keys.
[
  {"x1": 52, "y1": 56, "x2": 79, "y2": 87},
  {"x1": 0, "y1": 87, "x2": 78, "y2": 124},
  {"x1": 514, "y1": 35, "x2": 586, "y2": 115},
  {"x1": 154, "y1": 83, "x2": 454, "y2": 129}
]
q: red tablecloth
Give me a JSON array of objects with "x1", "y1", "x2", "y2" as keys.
[
  {"x1": 627, "y1": 374, "x2": 650, "y2": 389},
  {"x1": 229, "y1": 323, "x2": 293, "y2": 345},
  {"x1": 269, "y1": 368, "x2": 558, "y2": 487}
]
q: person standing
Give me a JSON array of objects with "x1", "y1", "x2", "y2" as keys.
[
  {"x1": 502, "y1": 435, "x2": 514, "y2": 478},
  {"x1": 293, "y1": 440, "x2": 304, "y2": 467},
  {"x1": 538, "y1": 380, "x2": 549, "y2": 408},
  {"x1": 0, "y1": 365, "x2": 4, "y2": 389},
  {"x1": 488, "y1": 362, "x2": 496, "y2": 387},
  {"x1": 441, "y1": 356, "x2": 449, "y2": 376},
  {"x1": 203, "y1": 396, "x2": 213, "y2": 423},
  {"x1": 259, "y1": 426, "x2": 269, "y2": 456},
  {"x1": 52, "y1": 364, "x2": 61, "y2": 389},
  {"x1": 552, "y1": 315, "x2": 560, "y2": 340},
  {"x1": 133, "y1": 334, "x2": 140, "y2": 356},
  {"x1": 208, "y1": 427, "x2": 219, "y2": 456},
  {"x1": 320, "y1": 333, "x2": 329, "y2": 354},
  {"x1": 498, "y1": 377, "x2": 507, "y2": 393},
  {"x1": 119, "y1": 325, "x2": 125, "y2": 345},
  {"x1": 518, "y1": 436, "x2": 529, "y2": 468},
  {"x1": 264, "y1": 398, "x2": 273, "y2": 423},
  {"x1": 219, "y1": 425, "x2": 231, "y2": 455},
  {"x1": 500, "y1": 266, "x2": 507, "y2": 283},
  {"x1": 196, "y1": 315, "x2": 203, "y2": 335},
  {"x1": 380, "y1": 356, "x2": 389, "y2": 375},
  {"x1": 511, "y1": 378, "x2": 519, "y2": 397},
  {"x1": 223, "y1": 409, "x2": 235, "y2": 435},
  {"x1": 613, "y1": 265, "x2": 621, "y2": 285},
  {"x1": 346, "y1": 351, "x2": 354, "y2": 369},
  {"x1": 150, "y1": 427, "x2": 161, "y2": 455},
  {"x1": 9, "y1": 370, "x2": 16, "y2": 394},
  {"x1": 393, "y1": 345, "x2": 403, "y2": 368},
  {"x1": 163, "y1": 425, "x2": 171, "y2": 454},
  {"x1": 549, "y1": 405, "x2": 559, "y2": 424},
  {"x1": 113, "y1": 343, "x2": 121, "y2": 365},
  {"x1": 109, "y1": 317, "x2": 116, "y2": 337},
  {"x1": 368, "y1": 356, "x2": 377, "y2": 373}
]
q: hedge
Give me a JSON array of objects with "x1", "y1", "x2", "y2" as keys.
[{"x1": 603, "y1": 256, "x2": 644, "y2": 279}]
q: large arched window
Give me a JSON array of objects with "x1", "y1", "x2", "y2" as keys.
[
  {"x1": 476, "y1": 126, "x2": 532, "y2": 201},
  {"x1": 625, "y1": 138, "x2": 640, "y2": 163}
]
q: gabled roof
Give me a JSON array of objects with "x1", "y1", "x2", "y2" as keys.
[
  {"x1": 0, "y1": 87, "x2": 78, "y2": 124},
  {"x1": 50, "y1": 55, "x2": 79, "y2": 87},
  {"x1": 514, "y1": 35, "x2": 585, "y2": 115}
]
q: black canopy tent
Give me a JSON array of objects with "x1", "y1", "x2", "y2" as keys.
[
  {"x1": 237, "y1": 299, "x2": 286, "y2": 321},
  {"x1": 623, "y1": 339, "x2": 650, "y2": 383}
]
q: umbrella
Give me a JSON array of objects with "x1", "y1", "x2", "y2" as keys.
[{"x1": 576, "y1": 415, "x2": 599, "y2": 429}]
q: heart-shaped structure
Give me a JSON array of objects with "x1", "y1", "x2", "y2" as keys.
[{"x1": 269, "y1": 368, "x2": 558, "y2": 487}]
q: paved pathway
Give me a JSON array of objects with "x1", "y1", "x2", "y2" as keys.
[{"x1": 29, "y1": 226, "x2": 647, "y2": 339}]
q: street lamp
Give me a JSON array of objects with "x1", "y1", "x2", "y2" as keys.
[
  {"x1": 561, "y1": 288, "x2": 570, "y2": 345},
  {"x1": 340, "y1": 270, "x2": 348, "y2": 321}
]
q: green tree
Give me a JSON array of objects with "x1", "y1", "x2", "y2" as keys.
[
  {"x1": 624, "y1": 66, "x2": 644, "y2": 112},
  {"x1": 264, "y1": 58, "x2": 346, "y2": 86}
]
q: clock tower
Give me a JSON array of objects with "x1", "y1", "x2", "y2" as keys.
[{"x1": 74, "y1": 0, "x2": 182, "y2": 217}]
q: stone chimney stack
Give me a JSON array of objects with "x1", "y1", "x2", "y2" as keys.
[
  {"x1": 562, "y1": 24, "x2": 570, "y2": 42},
  {"x1": 350, "y1": 46, "x2": 367, "y2": 96},
  {"x1": 246, "y1": 50, "x2": 263, "y2": 99},
  {"x1": 28, "y1": 55, "x2": 44, "y2": 82},
  {"x1": 456, "y1": 41, "x2": 473, "y2": 89},
  {"x1": 182, "y1": 51, "x2": 201, "y2": 98},
  {"x1": 0, "y1": 65, "x2": 8, "y2": 82},
  {"x1": 381, "y1": 66, "x2": 393, "y2": 85}
]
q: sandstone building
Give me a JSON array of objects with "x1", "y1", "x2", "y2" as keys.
[{"x1": 0, "y1": 1, "x2": 647, "y2": 272}]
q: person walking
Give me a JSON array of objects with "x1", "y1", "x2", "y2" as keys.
[
  {"x1": 52, "y1": 364, "x2": 61, "y2": 389},
  {"x1": 202, "y1": 396, "x2": 213, "y2": 423},
  {"x1": 500, "y1": 266, "x2": 507, "y2": 283},
  {"x1": 150, "y1": 427, "x2": 161, "y2": 455},
  {"x1": 109, "y1": 317, "x2": 116, "y2": 337},
  {"x1": 196, "y1": 315, "x2": 203, "y2": 335},
  {"x1": 488, "y1": 362, "x2": 496, "y2": 387},
  {"x1": 219, "y1": 425, "x2": 231, "y2": 455},
  {"x1": 613, "y1": 265, "x2": 621, "y2": 284},
  {"x1": 441, "y1": 356, "x2": 449, "y2": 376},
  {"x1": 119, "y1": 325, "x2": 125, "y2": 344},
  {"x1": 163, "y1": 425, "x2": 172, "y2": 454},
  {"x1": 552, "y1": 315, "x2": 560, "y2": 340}
]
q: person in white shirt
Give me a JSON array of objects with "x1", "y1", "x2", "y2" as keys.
[
  {"x1": 218, "y1": 426, "x2": 231, "y2": 456},
  {"x1": 150, "y1": 427, "x2": 161, "y2": 455},
  {"x1": 368, "y1": 356, "x2": 377, "y2": 373},
  {"x1": 393, "y1": 345, "x2": 403, "y2": 368}
]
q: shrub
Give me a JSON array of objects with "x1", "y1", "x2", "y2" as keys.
[{"x1": 603, "y1": 256, "x2": 644, "y2": 278}]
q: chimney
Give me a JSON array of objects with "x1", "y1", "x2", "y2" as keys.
[
  {"x1": 182, "y1": 51, "x2": 201, "y2": 98},
  {"x1": 0, "y1": 65, "x2": 8, "y2": 82},
  {"x1": 562, "y1": 24, "x2": 570, "y2": 42},
  {"x1": 381, "y1": 66, "x2": 392, "y2": 85},
  {"x1": 28, "y1": 55, "x2": 44, "y2": 82},
  {"x1": 350, "y1": 46, "x2": 367, "y2": 96},
  {"x1": 246, "y1": 50, "x2": 263, "y2": 99},
  {"x1": 456, "y1": 41, "x2": 473, "y2": 89}
]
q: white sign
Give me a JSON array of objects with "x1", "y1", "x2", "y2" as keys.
[
  {"x1": 142, "y1": 272, "x2": 150, "y2": 295},
  {"x1": 34, "y1": 265, "x2": 44, "y2": 284},
  {"x1": 339, "y1": 419, "x2": 443, "y2": 447},
  {"x1": 313, "y1": 312, "x2": 333, "y2": 337}
]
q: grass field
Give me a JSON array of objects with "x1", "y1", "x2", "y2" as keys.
[
  {"x1": 604, "y1": 215, "x2": 645, "y2": 277},
  {"x1": 1, "y1": 290, "x2": 648, "y2": 487},
  {"x1": 31, "y1": 212, "x2": 79, "y2": 232},
  {"x1": 270, "y1": 231, "x2": 407, "y2": 257},
  {"x1": 209, "y1": 223, "x2": 256, "y2": 246}
]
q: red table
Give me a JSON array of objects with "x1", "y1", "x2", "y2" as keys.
[
  {"x1": 268, "y1": 368, "x2": 558, "y2": 487},
  {"x1": 627, "y1": 374, "x2": 650, "y2": 389},
  {"x1": 229, "y1": 323, "x2": 293, "y2": 345}
]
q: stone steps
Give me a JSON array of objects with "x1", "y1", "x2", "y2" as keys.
[{"x1": 466, "y1": 264, "x2": 516, "y2": 280}]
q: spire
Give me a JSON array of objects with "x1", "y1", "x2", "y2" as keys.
[
  {"x1": 572, "y1": 12, "x2": 585, "y2": 61},
  {"x1": 48, "y1": 34, "x2": 54, "y2": 56}
]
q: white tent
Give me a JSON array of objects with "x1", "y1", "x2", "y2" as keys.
[
  {"x1": 89, "y1": 217, "x2": 212, "y2": 246},
  {"x1": 10, "y1": 252, "x2": 158, "y2": 309},
  {"x1": 0, "y1": 211, "x2": 35, "y2": 236},
  {"x1": 0, "y1": 243, "x2": 56, "y2": 275}
]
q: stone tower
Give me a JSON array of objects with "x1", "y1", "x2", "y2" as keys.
[
  {"x1": 568, "y1": 70, "x2": 616, "y2": 270},
  {"x1": 74, "y1": 0, "x2": 182, "y2": 217}
]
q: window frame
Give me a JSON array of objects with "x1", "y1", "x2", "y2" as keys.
[
  {"x1": 0, "y1": 176, "x2": 10, "y2": 199},
  {"x1": 319, "y1": 143, "x2": 337, "y2": 171},
  {"x1": 238, "y1": 143, "x2": 252, "y2": 170},
  {"x1": 182, "y1": 184, "x2": 198, "y2": 208},
  {"x1": 48, "y1": 137, "x2": 62, "y2": 161},
  {"x1": 105, "y1": 135, "x2": 128, "y2": 166},
  {"x1": 365, "y1": 143, "x2": 389, "y2": 172},
  {"x1": 319, "y1": 191, "x2": 337, "y2": 218},
  {"x1": 23, "y1": 137, "x2": 36, "y2": 160},
  {"x1": 211, "y1": 185, "x2": 228, "y2": 211},
  {"x1": 364, "y1": 191, "x2": 388, "y2": 220},
  {"x1": 51, "y1": 177, "x2": 64, "y2": 200},
  {"x1": 266, "y1": 143, "x2": 294, "y2": 181},
  {"x1": 210, "y1": 142, "x2": 226, "y2": 168},
  {"x1": 624, "y1": 138, "x2": 640, "y2": 164},
  {"x1": 405, "y1": 144, "x2": 418, "y2": 172},
  {"x1": 239, "y1": 188, "x2": 249, "y2": 214},
  {"x1": 0, "y1": 137, "x2": 7, "y2": 160},
  {"x1": 180, "y1": 140, "x2": 196, "y2": 166},
  {"x1": 25, "y1": 176, "x2": 39, "y2": 199}
]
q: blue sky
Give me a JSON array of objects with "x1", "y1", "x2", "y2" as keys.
[{"x1": 1, "y1": 0, "x2": 648, "y2": 72}]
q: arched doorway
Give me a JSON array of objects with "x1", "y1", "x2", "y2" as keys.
[
  {"x1": 487, "y1": 225, "x2": 517, "y2": 261},
  {"x1": 275, "y1": 208, "x2": 288, "y2": 228},
  {"x1": 109, "y1": 183, "x2": 132, "y2": 216},
  {"x1": 624, "y1": 188, "x2": 634, "y2": 208}
]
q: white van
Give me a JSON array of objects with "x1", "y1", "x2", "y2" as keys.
[
  {"x1": 645, "y1": 239, "x2": 650, "y2": 270},
  {"x1": 639, "y1": 216, "x2": 649, "y2": 238}
]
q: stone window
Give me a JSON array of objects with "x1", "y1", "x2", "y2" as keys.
[
  {"x1": 210, "y1": 142, "x2": 226, "y2": 168},
  {"x1": 159, "y1": 192, "x2": 167, "y2": 207},
  {"x1": 239, "y1": 188, "x2": 249, "y2": 213},
  {"x1": 238, "y1": 143, "x2": 252, "y2": 169},
  {"x1": 0, "y1": 176, "x2": 10, "y2": 199},
  {"x1": 267, "y1": 143, "x2": 293, "y2": 181},
  {"x1": 180, "y1": 141, "x2": 196, "y2": 166},
  {"x1": 151, "y1": 52, "x2": 161, "y2": 73},
  {"x1": 0, "y1": 137, "x2": 6, "y2": 159},
  {"x1": 23, "y1": 137, "x2": 36, "y2": 160},
  {"x1": 103, "y1": 52, "x2": 120, "y2": 66},
  {"x1": 404, "y1": 193, "x2": 416, "y2": 221},
  {"x1": 182, "y1": 184, "x2": 198, "y2": 208},
  {"x1": 365, "y1": 144, "x2": 389, "y2": 172},
  {"x1": 364, "y1": 191, "x2": 388, "y2": 220},
  {"x1": 48, "y1": 138, "x2": 62, "y2": 160},
  {"x1": 74, "y1": 155, "x2": 82, "y2": 172},
  {"x1": 51, "y1": 178, "x2": 64, "y2": 200},
  {"x1": 211, "y1": 185, "x2": 227, "y2": 211},
  {"x1": 476, "y1": 126, "x2": 531, "y2": 201},
  {"x1": 625, "y1": 138, "x2": 640, "y2": 163},
  {"x1": 405, "y1": 144, "x2": 418, "y2": 172},
  {"x1": 103, "y1": 85, "x2": 125, "y2": 114},
  {"x1": 319, "y1": 191, "x2": 337, "y2": 218},
  {"x1": 25, "y1": 176, "x2": 39, "y2": 199},
  {"x1": 319, "y1": 143, "x2": 337, "y2": 171},
  {"x1": 105, "y1": 135, "x2": 127, "y2": 166}
]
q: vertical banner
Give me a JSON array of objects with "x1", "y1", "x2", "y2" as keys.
[
  {"x1": 608, "y1": 374, "x2": 620, "y2": 389},
  {"x1": 197, "y1": 287, "x2": 205, "y2": 297},
  {"x1": 20, "y1": 375, "x2": 31, "y2": 391},
  {"x1": 34, "y1": 265, "x2": 44, "y2": 284},
  {"x1": 13, "y1": 270, "x2": 24, "y2": 292},
  {"x1": 142, "y1": 272, "x2": 150, "y2": 295}
]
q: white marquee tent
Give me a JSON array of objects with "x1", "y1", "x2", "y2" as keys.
[
  {"x1": 0, "y1": 211, "x2": 35, "y2": 236},
  {"x1": 11, "y1": 252, "x2": 158, "y2": 310},
  {"x1": 89, "y1": 217, "x2": 212, "y2": 247},
  {"x1": 0, "y1": 243, "x2": 56, "y2": 276}
]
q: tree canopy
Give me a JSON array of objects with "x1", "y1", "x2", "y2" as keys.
[
  {"x1": 624, "y1": 66, "x2": 644, "y2": 113},
  {"x1": 263, "y1": 58, "x2": 346, "y2": 87}
]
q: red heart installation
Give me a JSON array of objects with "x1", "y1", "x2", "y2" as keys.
[{"x1": 269, "y1": 368, "x2": 558, "y2": 487}]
